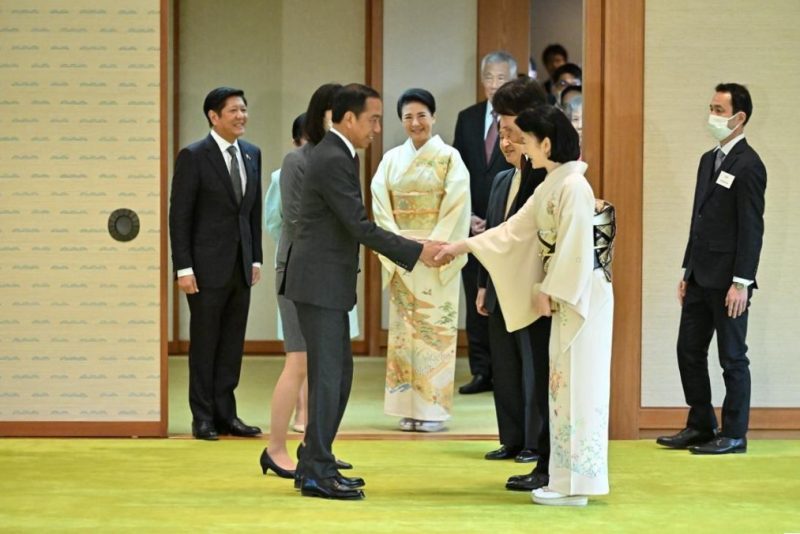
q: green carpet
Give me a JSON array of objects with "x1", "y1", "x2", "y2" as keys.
[
  {"x1": 168, "y1": 356, "x2": 499, "y2": 436},
  {"x1": 0, "y1": 439, "x2": 798, "y2": 532}
]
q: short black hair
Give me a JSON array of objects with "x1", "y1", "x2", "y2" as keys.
[
  {"x1": 559, "y1": 85, "x2": 582, "y2": 106},
  {"x1": 552, "y1": 63, "x2": 582, "y2": 83},
  {"x1": 332, "y1": 83, "x2": 381, "y2": 123},
  {"x1": 491, "y1": 77, "x2": 547, "y2": 116},
  {"x1": 291, "y1": 113, "x2": 306, "y2": 144},
  {"x1": 304, "y1": 83, "x2": 342, "y2": 145},
  {"x1": 515, "y1": 105, "x2": 580, "y2": 163},
  {"x1": 716, "y1": 82, "x2": 753, "y2": 125},
  {"x1": 542, "y1": 44, "x2": 568, "y2": 65},
  {"x1": 396, "y1": 88, "x2": 436, "y2": 119},
  {"x1": 203, "y1": 87, "x2": 246, "y2": 127}
]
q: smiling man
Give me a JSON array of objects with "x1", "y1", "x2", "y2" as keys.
[
  {"x1": 169, "y1": 87, "x2": 264, "y2": 441},
  {"x1": 283, "y1": 83, "x2": 448, "y2": 500}
]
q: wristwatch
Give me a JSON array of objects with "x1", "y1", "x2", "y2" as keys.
[{"x1": 733, "y1": 282, "x2": 746, "y2": 290}]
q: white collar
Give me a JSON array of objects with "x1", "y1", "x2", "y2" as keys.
[
  {"x1": 210, "y1": 129, "x2": 239, "y2": 153},
  {"x1": 330, "y1": 127, "x2": 356, "y2": 158}
]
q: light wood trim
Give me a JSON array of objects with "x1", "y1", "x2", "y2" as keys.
[
  {"x1": 582, "y1": 0, "x2": 604, "y2": 195},
  {"x1": 159, "y1": 0, "x2": 170, "y2": 437},
  {"x1": 171, "y1": 0, "x2": 181, "y2": 346},
  {"x1": 640, "y1": 408, "x2": 800, "y2": 431},
  {"x1": 599, "y1": 0, "x2": 644, "y2": 439},
  {"x1": 476, "y1": 0, "x2": 531, "y2": 100},
  {"x1": 0, "y1": 422, "x2": 164, "y2": 438},
  {"x1": 170, "y1": 340, "x2": 367, "y2": 356}
]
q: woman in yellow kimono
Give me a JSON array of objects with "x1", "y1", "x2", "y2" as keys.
[
  {"x1": 437, "y1": 106, "x2": 613, "y2": 505},
  {"x1": 371, "y1": 89, "x2": 470, "y2": 432}
]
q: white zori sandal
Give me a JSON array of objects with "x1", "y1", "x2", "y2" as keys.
[{"x1": 531, "y1": 487, "x2": 588, "y2": 506}]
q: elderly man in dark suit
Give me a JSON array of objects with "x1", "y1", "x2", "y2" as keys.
[
  {"x1": 657, "y1": 83, "x2": 767, "y2": 455},
  {"x1": 453, "y1": 50, "x2": 516, "y2": 395},
  {"x1": 283, "y1": 84, "x2": 446, "y2": 500},
  {"x1": 169, "y1": 87, "x2": 263, "y2": 441}
]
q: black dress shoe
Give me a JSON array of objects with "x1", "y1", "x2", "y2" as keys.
[
  {"x1": 259, "y1": 448, "x2": 295, "y2": 479},
  {"x1": 335, "y1": 473, "x2": 365, "y2": 488},
  {"x1": 219, "y1": 417, "x2": 261, "y2": 437},
  {"x1": 514, "y1": 449, "x2": 539, "y2": 463},
  {"x1": 458, "y1": 374, "x2": 492, "y2": 394},
  {"x1": 656, "y1": 427, "x2": 716, "y2": 449},
  {"x1": 484, "y1": 445, "x2": 520, "y2": 460},
  {"x1": 689, "y1": 436, "x2": 747, "y2": 455},
  {"x1": 505, "y1": 471, "x2": 549, "y2": 491},
  {"x1": 301, "y1": 477, "x2": 365, "y2": 500},
  {"x1": 297, "y1": 443, "x2": 353, "y2": 470},
  {"x1": 191, "y1": 420, "x2": 218, "y2": 441}
]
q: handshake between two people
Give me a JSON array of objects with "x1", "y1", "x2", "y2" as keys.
[{"x1": 415, "y1": 239, "x2": 471, "y2": 269}]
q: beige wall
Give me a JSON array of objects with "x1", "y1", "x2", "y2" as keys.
[
  {"x1": 175, "y1": 0, "x2": 365, "y2": 341},
  {"x1": 380, "y1": 0, "x2": 477, "y2": 328},
  {"x1": 0, "y1": 0, "x2": 162, "y2": 421},
  {"x1": 642, "y1": 0, "x2": 800, "y2": 407},
  {"x1": 530, "y1": 0, "x2": 583, "y2": 82}
]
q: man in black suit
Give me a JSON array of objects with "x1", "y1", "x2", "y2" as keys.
[
  {"x1": 283, "y1": 84, "x2": 446, "y2": 500},
  {"x1": 453, "y1": 50, "x2": 516, "y2": 394},
  {"x1": 657, "y1": 83, "x2": 766, "y2": 455},
  {"x1": 475, "y1": 78, "x2": 553, "y2": 492},
  {"x1": 169, "y1": 87, "x2": 263, "y2": 441}
]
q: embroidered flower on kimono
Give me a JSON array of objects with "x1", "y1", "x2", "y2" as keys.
[{"x1": 546, "y1": 196, "x2": 558, "y2": 216}]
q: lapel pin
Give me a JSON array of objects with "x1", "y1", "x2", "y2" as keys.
[{"x1": 245, "y1": 153, "x2": 251, "y2": 161}]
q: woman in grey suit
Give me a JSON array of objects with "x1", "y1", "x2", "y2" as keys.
[{"x1": 260, "y1": 84, "x2": 344, "y2": 478}]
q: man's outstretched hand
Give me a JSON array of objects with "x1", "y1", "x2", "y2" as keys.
[{"x1": 419, "y1": 240, "x2": 453, "y2": 268}]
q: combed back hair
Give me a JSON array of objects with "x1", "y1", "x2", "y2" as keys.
[
  {"x1": 552, "y1": 63, "x2": 583, "y2": 83},
  {"x1": 203, "y1": 87, "x2": 246, "y2": 127},
  {"x1": 331, "y1": 83, "x2": 381, "y2": 123},
  {"x1": 396, "y1": 88, "x2": 436, "y2": 118},
  {"x1": 481, "y1": 50, "x2": 518, "y2": 78},
  {"x1": 304, "y1": 83, "x2": 342, "y2": 145},
  {"x1": 716, "y1": 82, "x2": 753, "y2": 125},
  {"x1": 542, "y1": 43, "x2": 568, "y2": 65},
  {"x1": 291, "y1": 113, "x2": 306, "y2": 144},
  {"x1": 491, "y1": 77, "x2": 547, "y2": 116},
  {"x1": 515, "y1": 105, "x2": 580, "y2": 163}
]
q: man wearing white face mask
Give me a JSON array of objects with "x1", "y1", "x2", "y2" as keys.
[{"x1": 657, "y1": 83, "x2": 767, "y2": 455}]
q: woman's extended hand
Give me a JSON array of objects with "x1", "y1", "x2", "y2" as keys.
[
  {"x1": 434, "y1": 240, "x2": 469, "y2": 262},
  {"x1": 536, "y1": 291, "x2": 553, "y2": 317}
]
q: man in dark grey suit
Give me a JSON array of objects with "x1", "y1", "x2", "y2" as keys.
[
  {"x1": 657, "y1": 83, "x2": 766, "y2": 455},
  {"x1": 169, "y1": 87, "x2": 263, "y2": 441},
  {"x1": 453, "y1": 51, "x2": 516, "y2": 394},
  {"x1": 283, "y1": 84, "x2": 446, "y2": 500}
]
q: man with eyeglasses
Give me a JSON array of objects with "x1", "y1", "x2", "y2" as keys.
[{"x1": 452, "y1": 51, "x2": 516, "y2": 395}]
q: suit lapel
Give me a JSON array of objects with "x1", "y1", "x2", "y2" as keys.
[
  {"x1": 203, "y1": 134, "x2": 239, "y2": 206},
  {"x1": 239, "y1": 142, "x2": 258, "y2": 206},
  {"x1": 698, "y1": 140, "x2": 746, "y2": 210}
]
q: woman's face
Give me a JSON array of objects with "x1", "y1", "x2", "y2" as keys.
[
  {"x1": 518, "y1": 131, "x2": 551, "y2": 169},
  {"x1": 324, "y1": 109, "x2": 333, "y2": 131},
  {"x1": 400, "y1": 101, "x2": 435, "y2": 147}
]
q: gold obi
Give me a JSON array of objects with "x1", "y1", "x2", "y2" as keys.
[{"x1": 391, "y1": 190, "x2": 443, "y2": 231}]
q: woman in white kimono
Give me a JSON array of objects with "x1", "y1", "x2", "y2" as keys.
[
  {"x1": 371, "y1": 89, "x2": 470, "y2": 432},
  {"x1": 437, "y1": 105, "x2": 613, "y2": 505}
]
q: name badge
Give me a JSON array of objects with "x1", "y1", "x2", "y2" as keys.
[{"x1": 716, "y1": 171, "x2": 735, "y2": 189}]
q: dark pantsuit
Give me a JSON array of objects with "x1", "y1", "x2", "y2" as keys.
[
  {"x1": 186, "y1": 252, "x2": 250, "y2": 424},
  {"x1": 677, "y1": 279, "x2": 751, "y2": 438},
  {"x1": 462, "y1": 254, "x2": 492, "y2": 378},
  {"x1": 295, "y1": 302, "x2": 353, "y2": 480}
]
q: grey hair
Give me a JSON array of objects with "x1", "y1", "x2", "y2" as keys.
[{"x1": 480, "y1": 50, "x2": 517, "y2": 78}]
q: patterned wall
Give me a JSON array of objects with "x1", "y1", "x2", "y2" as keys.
[{"x1": 0, "y1": 1, "x2": 162, "y2": 422}]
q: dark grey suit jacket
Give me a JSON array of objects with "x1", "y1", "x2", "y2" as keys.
[
  {"x1": 169, "y1": 134, "x2": 263, "y2": 288},
  {"x1": 283, "y1": 131, "x2": 422, "y2": 311},
  {"x1": 453, "y1": 100, "x2": 512, "y2": 220},
  {"x1": 682, "y1": 138, "x2": 766, "y2": 289},
  {"x1": 276, "y1": 142, "x2": 314, "y2": 269}
]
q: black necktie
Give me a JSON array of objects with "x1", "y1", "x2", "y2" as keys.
[
  {"x1": 226, "y1": 145, "x2": 243, "y2": 205},
  {"x1": 354, "y1": 153, "x2": 360, "y2": 180}
]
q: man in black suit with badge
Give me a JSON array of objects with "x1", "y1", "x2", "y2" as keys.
[
  {"x1": 169, "y1": 87, "x2": 264, "y2": 441},
  {"x1": 283, "y1": 84, "x2": 447, "y2": 500},
  {"x1": 657, "y1": 83, "x2": 767, "y2": 455},
  {"x1": 453, "y1": 50, "x2": 516, "y2": 394}
]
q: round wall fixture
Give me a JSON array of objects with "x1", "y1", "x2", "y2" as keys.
[{"x1": 108, "y1": 209, "x2": 140, "y2": 242}]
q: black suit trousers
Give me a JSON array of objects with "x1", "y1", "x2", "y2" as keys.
[
  {"x1": 677, "y1": 279, "x2": 751, "y2": 438},
  {"x1": 462, "y1": 254, "x2": 492, "y2": 377},
  {"x1": 185, "y1": 252, "x2": 250, "y2": 424},
  {"x1": 294, "y1": 302, "x2": 353, "y2": 480},
  {"x1": 488, "y1": 308, "x2": 551, "y2": 457}
]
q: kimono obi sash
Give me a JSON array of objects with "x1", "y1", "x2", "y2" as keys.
[
  {"x1": 537, "y1": 198, "x2": 616, "y2": 281},
  {"x1": 390, "y1": 190, "x2": 443, "y2": 231}
]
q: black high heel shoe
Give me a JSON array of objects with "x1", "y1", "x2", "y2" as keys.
[{"x1": 259, "y1": 448, "x2": 296, "y2": 479}]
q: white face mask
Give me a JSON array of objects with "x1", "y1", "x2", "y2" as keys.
[{"x1": 706, "y1": 112, "x2": 740, "y2": 141}]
